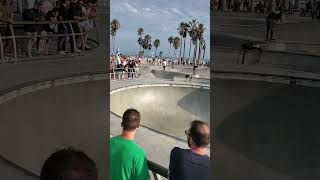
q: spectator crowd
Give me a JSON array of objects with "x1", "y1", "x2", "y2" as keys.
[
  {"x1": 0, "y1": 0, "x2": 97, "y2": 60},
  {"x1": 110, "y1": 54, "x2": 141, "y2": 80},
  {"x1": 216, "y1": 0, "x2": 320, "y2": 19}
]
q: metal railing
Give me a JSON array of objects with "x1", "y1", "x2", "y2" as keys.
[
  {"x1": 147, "y1": 160, "x2": 169, "y2": 180},
  {"x1": 213, "y1": 44, "x2": 320, "y2": 66},
  {"x1": 0, "y1": 19, "x2": 100, "y2": 64},
  {"x1": 110, "y1": 67, "x2": 141, "y2": 80}
]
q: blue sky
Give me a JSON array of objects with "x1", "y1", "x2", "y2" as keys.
[{"x1": 110, "y1": 0, "x2": 210, "y2": 59}]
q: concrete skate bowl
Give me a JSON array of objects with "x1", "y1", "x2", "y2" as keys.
[
  {"x1": 151, "y1": 70, "x2": 210, "y2": 84},
  {"x1": 110, "y1": 84, "x2": 210, "y2": 140},
  {"x1": 0, "y1": 74, "x2": 107, "y2": 180},
  {"x1": 213, "y1": 77, "x2": 320, "y2": 180}
]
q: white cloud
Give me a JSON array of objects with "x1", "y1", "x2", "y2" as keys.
[
  {"x1": 122, "y1": 2, "x2": 138, "y2": 14},
  {"x1": 170, "y1": 8, "x2": 184, "y2": 16},
  {"x1": 160, "y1": 9, "x2": 172, "y2": 16}
]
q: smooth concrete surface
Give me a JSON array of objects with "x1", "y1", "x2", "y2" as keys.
[
  {"x1": 111, "y1": 85, "x2": 210, "y2": 139},
  {"x1": 0, "y1": 80, "x2": 107, "y2": 180},
  {"x1": 213, "y1": 78, "x2": 320, "y2": 180},
  {"x1": 151, "y1": 69, "x2": 210, "y2": 84}
]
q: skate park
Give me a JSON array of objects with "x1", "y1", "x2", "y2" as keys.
[{"x1": 212, "y1": 9, "x2": 320, "y2": 180}]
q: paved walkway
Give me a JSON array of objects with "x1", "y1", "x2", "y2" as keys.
[
  {"x1": 212, "y1": 15, "x2": 320, "y2": 73},
  {"x1": 0, "y1": 46, "x2": 107, "y2": 95},
  {"x1": 212, "y1": 15, "x2": 320, "y2": 44}
]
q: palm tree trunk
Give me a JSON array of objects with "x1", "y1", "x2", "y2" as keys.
[
  {"x1": 169, "y1": 45, "x2": 172, "y2": 58},
  {"x1": 155, "y1": 48, "x2": 157, "y2": 57},
  {"x1": 112, "y1": 36, "x2": 115, "y2": 54},
  {"x1": 139, "y1": 35, "x2": 142, "y2": 52},
  {"x1": 193, "y1": 40, "x2": 198, "y2": 65},
  {"x1": 188, "y1": 39, "x2": 192, "y2": 64},
  {"x1": 183, "y1": 37, "x2": 186, "y2": 65},
  {"x1": 198, "y1": 42, "x2": 201, "y2": 65},
  {"x1": 179, "y1": 35, "x2": 182, "y2": 65},
  {"x1": 172, "y1": 49, "x2": 176, "y2": 69},
  {"x1": 114, "y1": 36, "x2": 117, "y2": 54},
  {"x1": 203, "y1": 49, "x2": 205, "y2": 61}
]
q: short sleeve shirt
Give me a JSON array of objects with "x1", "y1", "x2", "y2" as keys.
[
  {"x1": 169, "y1": 147, "x2": 210, "y2": 180},
  {"x1": 110, "y1": 136, "x2": 150, "y2": 180}
]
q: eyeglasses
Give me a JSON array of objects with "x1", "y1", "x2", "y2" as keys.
[{"x1": 185, "y1": 130, "x2": 190, "y2": 136}]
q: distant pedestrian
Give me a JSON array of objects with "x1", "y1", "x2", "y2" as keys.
[
  {"x1": 162, "y1": 59, "x2": 167, "y2": 70},
  {"x1": 265, "y1": 8, "x2": 283, "y2": 41}
]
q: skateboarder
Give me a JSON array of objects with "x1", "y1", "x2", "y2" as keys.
[{"x1": 265, "y1": 8, "x2": 284, "y2": 41}]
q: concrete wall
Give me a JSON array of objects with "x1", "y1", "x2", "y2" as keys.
[
  {"x1": 111, "y1": 85, "x2": 210, "y2": 139},
  {"x1": 0, "y1": 80, "x2": 107, "y2": 180}
]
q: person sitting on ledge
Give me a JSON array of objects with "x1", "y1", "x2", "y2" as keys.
[
  {"x1": 169, "y1": 120, "x2": 210, "y2": 180},
  {"x1": 40, "y1": 148, "x2": 97, "y2": 180},
  {"x1": 110, "y1": 108, "x2": 150, "y2": 180}
]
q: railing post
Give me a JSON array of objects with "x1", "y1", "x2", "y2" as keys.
[
  {"x1": 77, "y1": 22, "x2": 85, "y2": 53},
  {"x1": 68, "y1": 22, "x2": 77, "y2": 58},
  {"x1": 152, "y1": 172, "x2": 162, "y2": 180},
  {"x1": 93, "y1": 20, "x2": 100, "y2": 44},
  {"x1": 9, "y1": 24, "x2": 17, "y2": 63},
  {"x1": 0, "y1": 32, "x2": 4, "y2": 64}
]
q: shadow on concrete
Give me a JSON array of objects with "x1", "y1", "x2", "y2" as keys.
[
  {"x1": 177, "y1": 88, "x2": 210, "y2": 122},
  {"x1": 216, "y1": 85, "x2": 320, "y2": 179}
]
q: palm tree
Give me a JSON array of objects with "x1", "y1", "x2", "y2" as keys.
[
  {"x1": 159, "y1": 51, "x2": 163, "y2": 58},
  {"x1": 168, "y1": 36, "x2": 174, "y2": 58},
  {"x1": 172, "y1": 36, "x2": 181, "y2": 68},
  {"x1": 179, "y1": 22, "x2": 190, "y2": 64},
  {"x1": 110, "y1": 19, "x2": 120, "y2": 54},
  {"x1": 137, "y1": 28, "x2": 144, "y2": 51},
  {"x1": 201, "y1": 39, "x2": 206, "y2": 65},
  {"x1": 197, "y1": 24, "x2": 205, "y2": 65},
  {"x1": 142, "y1": 34, "x2": 152, "y2": 57},
  {"x1": 148, "y1": 43, "x2": 152, "y2": 56},
  {"x1": 177, "y1": 22, "x2": 184, "y2": 64},
  {"x1": 153, "y1": 39, "x2": 160, "y2": 57},
  {"x1": 188, "y1": 19, "x2": 198, "y2": 64},
  {"x1": 137, "y1": 37, "x2": 143, "y2": 54}
]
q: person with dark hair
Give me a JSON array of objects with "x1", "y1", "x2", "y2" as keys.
[
  {"x1": 40, "y1": 148, "x2": 97, "y2": 180},
  {"x1": 22, "y1": 1, "x2": 46, "y2": 57},
  {"x1": 0, "y1": 0, "x2": 14, "y2": 59},
  {"x1": 169, "y1": 120, "x2": 210, "y2": 180},
  {"x1": 110, "y1": 109, "x2": 150, "y2": 180},
  {"x1": 57, "y1": 0, "x2": 71, "y2": 55},
  {"x1": 68, "y1": 0, "x2": 87, "y2": 52}
]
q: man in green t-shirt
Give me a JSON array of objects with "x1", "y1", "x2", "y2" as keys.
[{"x1": 110, "y1": 108, "x2": 150, "y2": 180}]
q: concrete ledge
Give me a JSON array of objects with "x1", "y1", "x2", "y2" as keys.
[
  {"x1": 213, "y1": 64, "x2": 320, "y2": 87},
  {"x1": 0, "y1": 73, "x2": 107, "y2": 106},
  {"x1": 110, "y1": 83, "x2": 210, "y2": 95}
]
